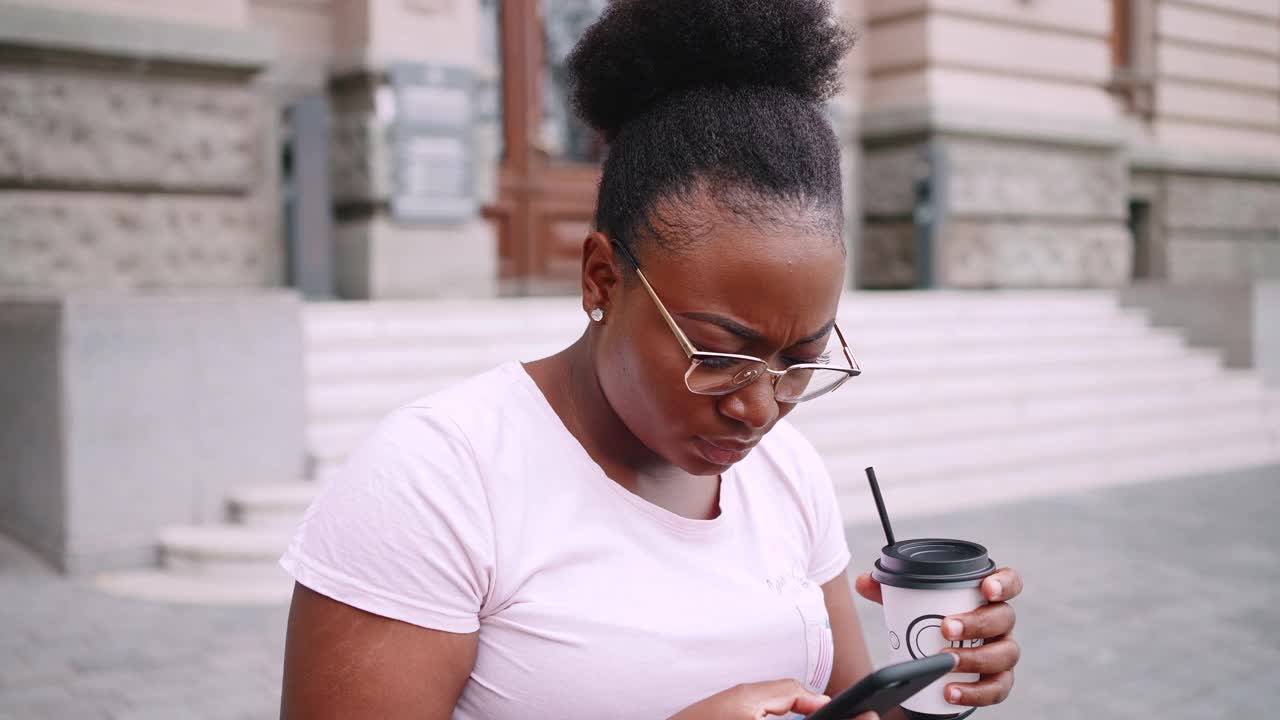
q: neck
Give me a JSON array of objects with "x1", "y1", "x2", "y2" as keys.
[
  {"x1": 556, "y1": 335, "x2": 667, "y2": 481},
  {"x1": 525, "y1": 333, "x2": 722, "y2": 521}
]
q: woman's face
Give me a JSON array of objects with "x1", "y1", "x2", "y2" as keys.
[{"x1": 593, "y1": 201, "x2": 847, "y2": 476}]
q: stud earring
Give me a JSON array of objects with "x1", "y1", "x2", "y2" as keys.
[{"x1": 590, "y1": 307, "x2": 605, "y2": 322}]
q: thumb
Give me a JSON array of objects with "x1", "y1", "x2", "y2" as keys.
[
  {"x1": 756, "y1": 681, "x2": 829, "y2": 716},
  {"x1": 854, "y1": 573, "x2": 884, "y2": 605}
]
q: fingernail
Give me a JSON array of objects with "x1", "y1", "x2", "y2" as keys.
[
  {"x1": 944, "y1": 619, "x2": 963, "y2": 639},
  {"x1": 988, "y1": 579, "x2": 1003, "y2": 600},
  {"x1": 947, "y1": 687, "x2": 961, "y2": 703}
]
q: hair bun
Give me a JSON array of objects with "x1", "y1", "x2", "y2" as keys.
[{"x1": 567, "y1": 0, "x2": 854, "y2": 141}]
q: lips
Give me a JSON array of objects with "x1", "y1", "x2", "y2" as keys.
[{"x1": 693, "y1": 436, "x2": 758, "y2": 466}]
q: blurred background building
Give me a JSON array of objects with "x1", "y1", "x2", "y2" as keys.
[
  {"x1": 2, "y1": 6, "x2": 1277, "y2": 717},
  {"x1": 0, "y1": 0, "x2": 1277, "y2": 595},
  {"x1": 3, "y1": 0, "x2": 1278, "y2": 298}
]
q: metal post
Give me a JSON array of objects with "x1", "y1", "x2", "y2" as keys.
[{"x1": 284, "y1": 94, "x2": 336, "y2": 299}]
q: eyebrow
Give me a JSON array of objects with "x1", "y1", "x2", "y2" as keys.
[{"x1": 680, "y1": 312, "x2": 836, "y2": 347}]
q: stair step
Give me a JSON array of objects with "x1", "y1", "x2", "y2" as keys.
[
  {"x1": 94, "y1": 569, "x2": 294, "y2": 606},
  {"x1": 304, "y1": 316, "x2": 1163, "y2": 381},
  {"x1": 794, "y1": 381, "x2": 1280, "y2": 454},
  {"x1": 304, "y1": 346, "x2": 1218, "y2": 430},
  {"x1": 296, "y1": 293, "x2": 1280, "y2": 528},
  {"x1": 837, "y1": 434, "x2": 1280, "y2": 525},
  {"x1": 159, "y1": 525, "x2": 293, "y2": 579},
  {"x1": 302, "y1": 357, "x2": 1241, "y2": 465},
  {"x1": 227, "y1": 484, "x2": 321, "y2": 530},
  {"x1": 827, "y1": 405, "x2": 1276, "y2": 488},
  {"x1": 797, "y1": 353, "x2": 1227, "y2": 416}
]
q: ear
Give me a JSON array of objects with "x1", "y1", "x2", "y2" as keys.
[{"x1": 581, "y1": 231, "x2": 622, "y2": 317}]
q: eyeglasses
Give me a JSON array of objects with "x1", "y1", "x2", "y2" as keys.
[{"x1": 612, "y1": 241, "x2": 861, "y2": 404}]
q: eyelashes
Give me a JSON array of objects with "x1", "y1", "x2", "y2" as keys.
[{"x1": 784, "y1": 351, "x2": 832, "y2": 366}]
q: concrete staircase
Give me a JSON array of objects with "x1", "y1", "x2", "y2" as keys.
[{"x1": 97, "y1": 291, "x2": 1280, "y2": 603}]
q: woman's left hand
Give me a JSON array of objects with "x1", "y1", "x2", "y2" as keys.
[{"x1": 854, "y1": 567, "x2": 1023, "y2": 708}]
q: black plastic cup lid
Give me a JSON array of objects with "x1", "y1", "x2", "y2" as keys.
[{"x1": 872, "y1": 538, "x2": 995, "y2": 589}]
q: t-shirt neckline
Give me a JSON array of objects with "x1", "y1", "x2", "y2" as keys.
[{"x1": 505, "y1": 361, "x2": 734, "y2": 537}]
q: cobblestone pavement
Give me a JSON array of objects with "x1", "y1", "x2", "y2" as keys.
[{"x1": 1, "y1": 465, "x2": 1277, "y2": 719}]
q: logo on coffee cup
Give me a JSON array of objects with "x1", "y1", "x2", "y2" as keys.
[{"x1": 905, "y1": 614, "x2": 982, "y2": 659}]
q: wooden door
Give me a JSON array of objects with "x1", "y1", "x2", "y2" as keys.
[{"x1": 484, "y1": 0, "x2": 607, "y2": 295}]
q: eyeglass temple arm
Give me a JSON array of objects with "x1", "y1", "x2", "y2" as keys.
[
  {"x1": 833, "y1": 322, "x2": 861, "y2": 373},
  {"x1": 610, "y1": 239, "x2": 699, "y2": 359},
  {"x1": 633, "y1": 268, "x2": 699, "y2": 358}
]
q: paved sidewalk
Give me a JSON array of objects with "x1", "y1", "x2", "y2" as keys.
[
  {"x1": 1, "y1": 465, "x2": 1277, "y2": 719},
  {"x1": 0, "y1": 550, "x2": 286, "y2": 719},
  {"x1": 849, "y1": 464, "x2": 1280, "y2": 719}
]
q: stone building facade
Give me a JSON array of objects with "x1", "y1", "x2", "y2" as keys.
[
  {"x1": 0, "y1": 0, "x2": 1277, "y2": 573},
  {"x1": 0, "y1": 2, "x2": 279, "y2": 291},
  {"x1": 856, "y1": 0, "x2": 1280, "y2": 289},
  {"x1": 1, "y1": 0, "x2": 1277, "y2": 295}
]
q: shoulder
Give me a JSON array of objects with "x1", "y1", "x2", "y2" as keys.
[
  {"x1": 373, "y1": 362, "x2": 538, "y2": 448},
  {"x1": 341, "y1": 363, "x2": 541, "y2": 488}
]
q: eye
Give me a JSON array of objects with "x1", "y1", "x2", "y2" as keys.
[
  {"x1": 783, "y1": 351, "x2": 831, "y2": 367},
  {"x1": 696, "y1": 355, "x2": 741, "y2": 370}
]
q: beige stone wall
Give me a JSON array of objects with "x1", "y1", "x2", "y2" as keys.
[
  {"x1": 325, "y1": 0, "x2": 497, "y2": 298},
  {"x1": 1150, "y1": 0, "x2": 1280, "y2": 157},
  {"x1": 0, "y1": 67, "x2": 275, "y2": 290},
  {"x1": 18, "y1": 0, "x2": 249, "y2": 27},
  {"x1": 859, "y1": 0, "x2": 1132, "y2": 288},
  {"x1": 1130, "y1": 1, "x2": 1280, "y2": 285},
  {"x1": 860, "y1": 133, "x2": 1132, "y2": 288},
  {"x1": 865, "y1": 0, "x2": 1119, "y2": 121},
  {"x1": 0, "y1": 2, "x2": 279, "y2": 292},
  {"x1": 249, "y1": 0, "x2": 333, "y2": 60}
]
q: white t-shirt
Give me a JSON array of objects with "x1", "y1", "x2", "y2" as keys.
[{"x1": 281, "y1": 362, "x2": 851, "y2": 720}]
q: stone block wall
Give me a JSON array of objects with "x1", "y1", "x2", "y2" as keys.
[
  {"x1": 0, "y1": 3, "x2": 279, "y2": 293},
  {"x1": 1147, "y1": 174, "x2": 1280, "y2": 284},
  {"x1": 0, "y1": 292, "x2": 306, "y2": 574},
  {"x1": 861, "y1": 119, "x2": 1132, "y2": 289}
]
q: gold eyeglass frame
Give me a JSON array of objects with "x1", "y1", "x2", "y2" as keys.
[{"x1": 611, "y1": 240, "x2": 862, "y2": 404}]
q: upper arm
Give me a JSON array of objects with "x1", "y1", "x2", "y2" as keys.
[
  {"x1": 280, "y1": 582, "x2": 478, "y2": 720},
  {"x1": 821, "y1": 570, "x2": 874, "y2": 697}
]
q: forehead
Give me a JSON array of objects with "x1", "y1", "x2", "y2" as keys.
[{"x1": 643, "y1": 211, "x2": 847, "y2": 337}]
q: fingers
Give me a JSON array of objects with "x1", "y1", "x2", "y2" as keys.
[
  {"x1": 944, "y1": 637, "x2": 1020, "y2": 675},
  {"x1": 853, "y1": 573, "x2": 883, "y2": 605},
  {"x1": 945, "y1": 670, "x2": 1014, "y2": 707},
  {"x1": 982, "y1": 568, "x2": 1022, "y2": 602},
  {"x1": 943, "y1": 601, "x2": 1015, "y2": 641},
  {"x1": 853, "y1": 713, "x2": 879, "y2": 720},
  {"x1": 754, "y1": 679, "x2": 829, "y2": 716}
]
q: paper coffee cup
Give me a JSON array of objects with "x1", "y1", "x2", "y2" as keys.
[{"x1": 872, "y1": 538, "x2": 996, "y2": 719}]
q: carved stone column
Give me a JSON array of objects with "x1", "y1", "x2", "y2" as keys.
[{"x1": 327, "y1": 0, "x2": 498, "y2": 299}]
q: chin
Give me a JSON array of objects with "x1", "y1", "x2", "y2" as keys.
[
  {"x1": 676, "y1": 445, "x2": 742, "y2": 475},
  {"x1": 684, "y1": 458, "x2": 730, "y2": 476}
]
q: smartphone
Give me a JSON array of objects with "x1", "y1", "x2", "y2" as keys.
[{"x1": 803, "y1": 653, "x2": 958, "y2": 720}]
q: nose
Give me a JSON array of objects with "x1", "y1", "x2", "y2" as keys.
[{"x1": 716, "y1": 372, "x2": 780, "y2": 430}]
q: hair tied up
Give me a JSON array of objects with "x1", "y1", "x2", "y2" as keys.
[{"x1": 567, "y1": 0, "x2": 854, "y2": 142}]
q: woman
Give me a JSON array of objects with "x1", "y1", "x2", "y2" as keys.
[{"x1": 279, "y1": 1, "x2": 1022, "y2": 718}]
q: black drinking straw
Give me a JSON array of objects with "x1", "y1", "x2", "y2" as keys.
[{"x1": 865, "y1": 466, "x2": 896, "y2": 546}]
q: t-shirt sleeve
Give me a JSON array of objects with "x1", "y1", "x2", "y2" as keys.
[
  {"x1": 801, "y1": 441, "x2": 852, "y2": 586},
  {"x1": 279, "y1": 406, "x2": 494, "y2": 633}
]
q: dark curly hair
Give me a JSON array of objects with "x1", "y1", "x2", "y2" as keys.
[{"x1": 566, "y1": 0, "x2": 854, "y2": 262}]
